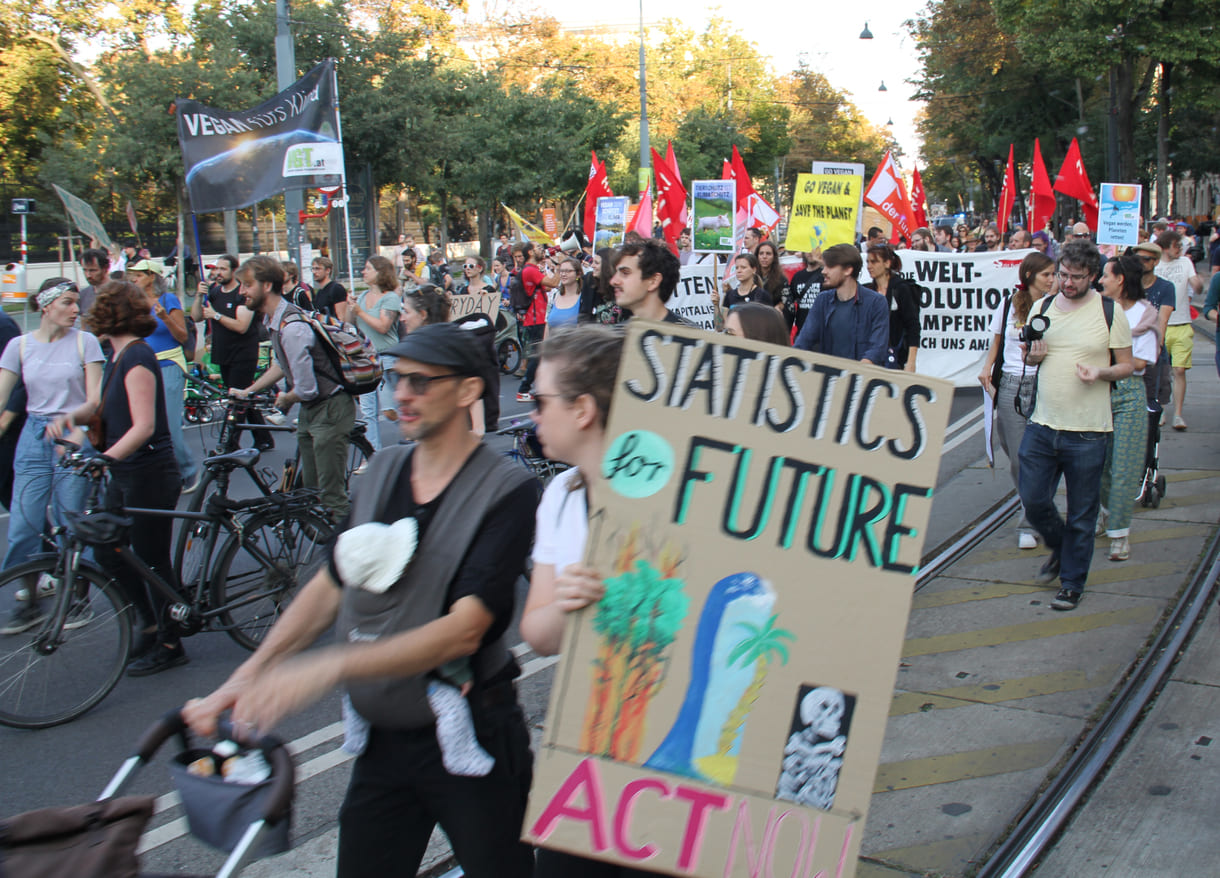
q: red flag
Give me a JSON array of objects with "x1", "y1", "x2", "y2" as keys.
[
  {"x1": 666, "y1": 141, "x2": 683, "y2": 188},
  {"x1": 997, "y1": 144, "x2": 1017, "y2": 237},
  {"x1": 651, "y1": 146, "x2": 688, "y2": 253},
  {"x1": 863, "y1": 151, "x2": 917, "y2": 244},
  {"x1": 721, "y1": 159, "x2": 733, "y2": 180},
  {"x1": 629, "y1": 188, "x2": 653, "y2": 238},
  {"x1": 910, "y1": 167, "x2": 930, "y2": 228},
  {"x1": 729, "y1": 145, "x2": 755, "y2": 212},
  {"x1": 1053, "y1": 137, "x2": 1099, "y2": 230},
  {"x1": 1028, "y1": 138, "x2": 1056, "y2": 234},
  {"x1": 583, "y1": 151, "x2": 614, "y2": 243},
  {"x1": 665, "y1": 141, "x2": 688, "y2": 227}
]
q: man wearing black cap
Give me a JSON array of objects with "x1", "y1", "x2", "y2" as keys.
[{"x1": 186, "y1": 322, "x2": 539, "y2": 878}]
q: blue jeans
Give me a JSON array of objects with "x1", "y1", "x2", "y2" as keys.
[
  {"x1": 1, "y1": 416, "x2": 92, "y2": 571},
  {"x1": 1018, "y1": 421, "x2": 1110, "y2": 593},
  {"x1": 160, "y1": 362, "x2": 197, "y2": 483},
  {"x1": 356, "y1": 355, "x2": 398, "y2": 453}
]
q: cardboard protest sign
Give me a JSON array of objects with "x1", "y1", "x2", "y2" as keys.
[
  {"x1": 667, "y1": 263, "x2": 719, "y2": 330},
  {"x1": 1097, "y1": 184, "x2": 1142, "y2": 247},
  {"x1": 526, "y1": 321, "x2": 953, "y2": 877},
  {"x1": 52, "y1": 184, "x2": 113, "y2": 251},
  {"x1": 784, "y1": 174, "x2": 862, "y2": 254},
  {"x1": 595, "y1": 197, "x2": 630, "y2": 250},
  {"x1": 899, "y1": 250, "x2": 1025, "y2": 387},
  {"x1": 691, "y1": 181, "x2": 738, "y2": 254},
  {"x1": 448, "y1": 289, "x2": 500, "y2": 323}
]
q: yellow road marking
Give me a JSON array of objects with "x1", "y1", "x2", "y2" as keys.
[
  {"x1": 902, "y1": 605, "x2": 1159, "y2": 658},
  {"x1": 890, "y1": 666, "x2": 1121, "y2": 715},
  {"x1": 1146, "y1": 491, "x2": 1220, "y2": 511},
  {"x1": 912, "y1": 582, "x2": 1043, "y2": 610},
  {"x1": 874, "y1": 739, "x2": 1063, "y2": 792},
  {"x1": 964, "y1": 524, "x2": 1209, "y2": 566},
  {"x1": 1083, "y1": 561, "x2": 1186, "y2": 585},
  {"x1": 1163, "y1": 469, "x2": 1220, "y2": 483}
]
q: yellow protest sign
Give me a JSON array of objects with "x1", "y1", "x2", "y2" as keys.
[{"x1": 783, "y1": 174, "x2": 861, "y2": 253}]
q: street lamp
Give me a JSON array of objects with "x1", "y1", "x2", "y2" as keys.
[
  {"x1": 878, "y1": 81, "x2": 887, "y2": 92},
  {"x1": 860, "y1": 22, "x2": 873, "y2": 39}
]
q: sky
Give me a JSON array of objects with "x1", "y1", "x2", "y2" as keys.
[{"x1": 523, "y1": 1, "x2": 928, "y2": 165}]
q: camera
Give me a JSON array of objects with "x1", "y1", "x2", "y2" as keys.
[{"x1": 1018, "y1": 314, "x2": 1050, "y2": 344}]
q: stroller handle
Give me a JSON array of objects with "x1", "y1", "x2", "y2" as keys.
[{"x1": 136, "y1": 709, "x2": 295, "y2": 825}]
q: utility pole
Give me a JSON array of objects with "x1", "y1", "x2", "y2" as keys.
[
  {"x1": 637, "y1": 0, "x2": 651, "y2": 195},
  {"x1": 276, "y1": 0, "x2": 304, "y2": 267}
]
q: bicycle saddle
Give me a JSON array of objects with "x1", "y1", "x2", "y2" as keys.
[{"x1": 203, "y1": 448, "x2": 261, "y2": 471}]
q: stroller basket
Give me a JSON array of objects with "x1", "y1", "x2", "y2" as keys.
[{"x1": 109, "y1": 709, "x2": 294, "y2": 878}]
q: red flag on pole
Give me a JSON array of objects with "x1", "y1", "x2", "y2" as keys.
[
  {"x1": 997, "y1": 144, "x2": 1017, "y2": 237},
  {"x1": 1053, "y1": 137, "x2": 1099, "y2": 230},
  {"x1": 910, "y1": 167, "x2": 930, "y2": 229},
  {"x1": 863, "y1": 151, "x2": 917, "y2": 244},
  {"x1": 628, "y1": 188, "x2": 653, "y2": 238},
  {"x1": 665, "y1": 141, "x2": 687, "y2": 227},
  {"x1": 1028, "y1": 138, "x2": 1056, "y2": 234},
  {"x1": 583, "y1": 151, "x2": 614, "y2": 243},
  {"x1": 729, "y1": 145, "x2": 755, "y2": 213},
  {"x1": 651, "y1": 146, "x2": 688, "y2": 253}
]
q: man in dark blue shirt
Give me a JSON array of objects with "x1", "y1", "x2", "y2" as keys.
[{"x1": 792, "y1": 244, "x2": 889, "y2": 364}]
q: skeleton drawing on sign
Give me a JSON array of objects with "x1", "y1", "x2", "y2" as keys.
[{"x1": 776, "y1": 686, "x2": 851, "y2": 811}]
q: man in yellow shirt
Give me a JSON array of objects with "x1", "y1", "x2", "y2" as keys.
[{"x1": 1019, "y1": 241, "x2": 1134, "y2": 610}]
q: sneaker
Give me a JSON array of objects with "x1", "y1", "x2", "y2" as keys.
[
  {"x1": 515, "y1": 392, "x2": 534, "y2": 403},
  {"x1": 127, "y1": 642, "x2": 189, "y2": 677},
  {"x1": 0, "y1": 603, "x2": 46, "y2": 635},
  {"x1": 1173, "y1": 415, "x2": 1187, "y2": 431},
  {"x1": 181, "y1": 471, "x2": 203, "y2": 495},
  {"x1": 1109, "y1": 536, "x2": 1130, "y2": 562},
  {"x1": 1050, "y1": 588, "x2": 1081, "y2": 611},
  {"x1": 14, "y1": 573, "x2": 57, "y2": 603},
  {"x1": 1018, "y1": 532, "x2": 1038, "y2": 550},
  {"x1": 352, "y1": 462, "x2": 370, "y2": 476},
  {"x1": 63, "y1": 599, "x2": 94, "y2": 630},
  {"x1": 1034, "y1": 554, "x2": 1061, "y2": 584}
]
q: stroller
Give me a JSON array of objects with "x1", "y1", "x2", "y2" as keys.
[
  {"x1": 1136, "y1": 405, "x2": 1167, "y2": 508},
  {"x1": 0, "y1": 710, "x2": 294, "y2": 878}
]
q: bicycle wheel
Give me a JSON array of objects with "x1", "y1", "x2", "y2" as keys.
[
  {"x1": 346, "y1": 434, "x2": 374, "y2": 486},
  {"x1": 172, "y1": 469, "x2": 217, "y2": 577},
  {"x1": 498, "y1": 338, "x2": 523, "y2": 374},
  {"x1": 210, "y1": 508, "x2": 334, "y2": 650},
  {"x1": 0, "y1": 559, "x2": 131, "y2": 729}
]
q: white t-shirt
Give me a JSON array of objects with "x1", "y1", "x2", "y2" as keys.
[
  {"x1": 988, "y1": 296, "x2": 1043, "y2": 376},
  {"x1": 531, "y1": 467, "x2": 588, "y2": 575},
  {"x1": 1155, "y1": 256, "x2": 1197, "y2": 325},
  {"x1": 1125, "y1": 300, "x2": 1157, "y2": 376},
  {"x1": 0, "y1": 329, "x2": 104, "y2": 417}
]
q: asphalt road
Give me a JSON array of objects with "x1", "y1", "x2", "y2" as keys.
[{"x1": 0, "y1": 368, "x2": 986, "y2": 875}]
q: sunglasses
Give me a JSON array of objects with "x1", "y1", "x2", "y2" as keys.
[{"x1": 397, "y1": 372, "x2": 466, "y2": 394}]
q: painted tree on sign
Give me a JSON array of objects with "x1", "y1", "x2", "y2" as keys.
[{"x1": 718, "y1": 614, "x2": 794, "y2": 758}]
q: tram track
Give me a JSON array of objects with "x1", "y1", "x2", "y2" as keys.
[{"x1": 974, "y1": 523, "x2": 1220, "y2": 877}]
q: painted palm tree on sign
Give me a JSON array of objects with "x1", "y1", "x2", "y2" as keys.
[{"x1": 714, "y1": 615, "x2": 795, "y2": 765}]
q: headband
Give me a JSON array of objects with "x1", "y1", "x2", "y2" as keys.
[{"x1": 37, "y1": 282, "x2": 76, "y2": 310}]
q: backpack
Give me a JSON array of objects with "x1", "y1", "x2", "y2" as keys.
[
  {"x1": 160, "y1": 293, "x2": 197, "y2": 362},
  {"x1": 508, "y1": 271, "x2": 531, "y2": 313},
  {"x1": 280, "y1": 310, "x2": 383, "y2": 396}
]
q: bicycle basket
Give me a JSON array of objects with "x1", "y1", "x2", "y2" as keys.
[{"x1": 65, "y1": 511, "x2": 132, "y2": 546}]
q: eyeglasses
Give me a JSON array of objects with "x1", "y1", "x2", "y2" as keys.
[
  {"x1": 463, "y1": 264, "x2": 478, "y2": 269},
  {"x1": 397, "y1": 372, "x2": 465, "y2": 394},
  {"x1": 1057, "y1": 270, "x2": 1092, "y2": 283},
  {"x1": 533, "y1": 392, "x2": 565, "y2": 412}
]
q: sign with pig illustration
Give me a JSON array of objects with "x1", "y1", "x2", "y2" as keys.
[
  {"x1": 525, "y1": 321, "x2": 954, "y2": 877},
  {"x1": 690, "y1": 180, "x2": 739, "y2": 254}
]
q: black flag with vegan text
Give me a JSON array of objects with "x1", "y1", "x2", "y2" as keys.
[{"x1": 175, "y1": 59, "x2": 344, "y2": 213}]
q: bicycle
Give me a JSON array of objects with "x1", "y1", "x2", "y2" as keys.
[
  {"x1": 0, "y1": 444, "x2": 334, "y2": 729},
  {"x1": 496, "y1": 415, "x2": 568, "y2": 485},
  {"x1": 173, "y1": 395, "x2": 373, "y2": 578}
]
